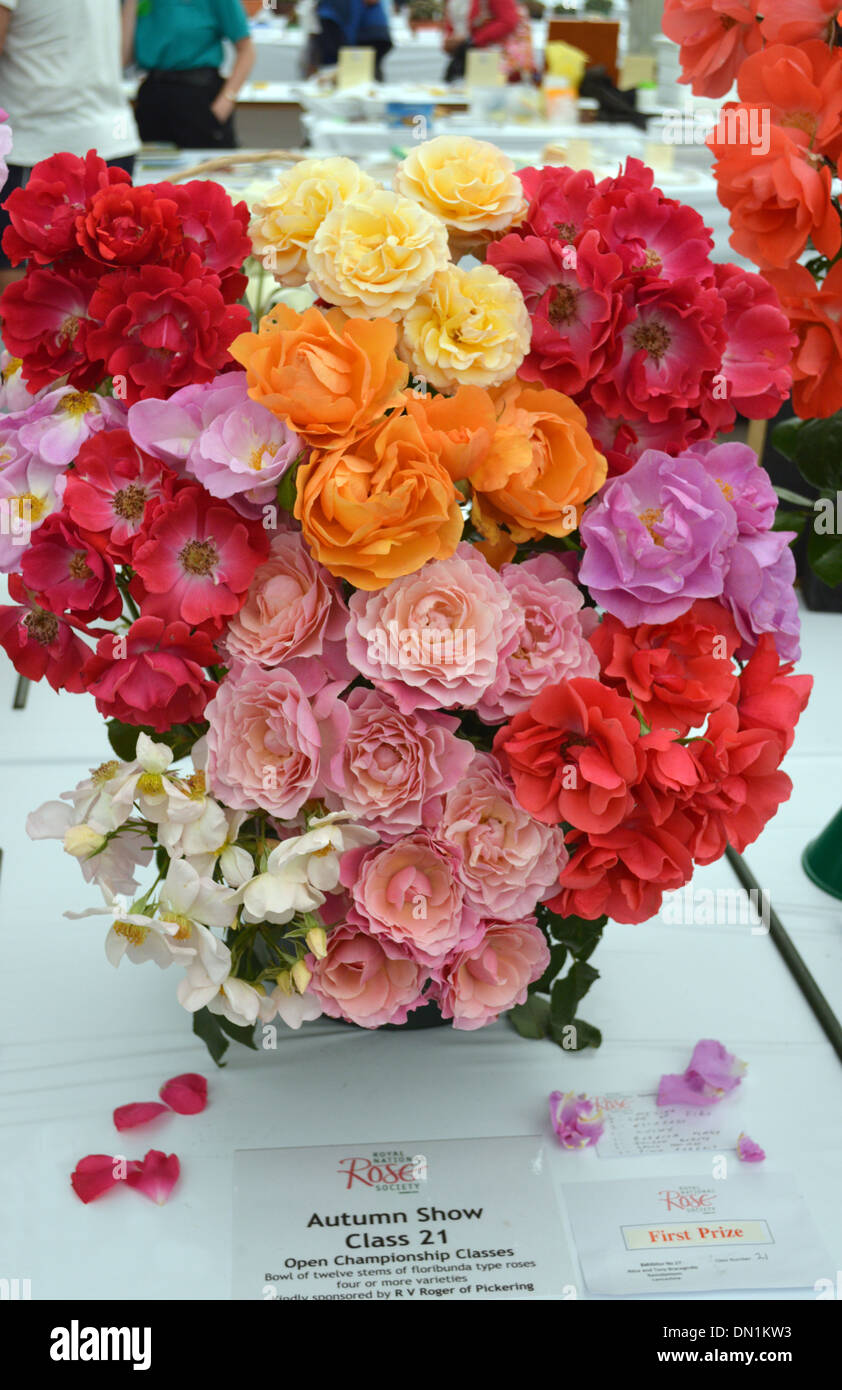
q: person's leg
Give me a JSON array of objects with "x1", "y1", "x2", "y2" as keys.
[
  {"x1": 134, "y1": 75, "x2": 172, "y2": 144},
  {"x1": 106, "y1": 154, "x2": 136, "y2": 178},
  {"x1": 0, "y1": 164, "x2": 29, "y2": 293},
  {"x1": 318, "y1": 18, "x2": 344, "y2": 68}
]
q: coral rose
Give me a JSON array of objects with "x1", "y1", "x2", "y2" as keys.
[
  {"x1": 398, "y1": 263, "x2": 530, "y2": 392},
  {"x1": 230, "y1": 303, "x2": 408, "y2": 449},
  {"x1": 306, "y1": 923, "x2": 430, "y2": 1028},
  {"x1": 736, "y1": 633, "x2": 812, "y2": 754},
  {"x1": 709, "y1": 117, "x2": 841, "y2": 270},
  {"x1": 404, "y1": 385, "x2": 496, "y2": 481},
  {"x1": 684, "y1": 703, "x2": 792, "y2": 860},
  {"x1": 295, "y1": 411, "x2": 463, "y2": 590},
  {"x1": 306, "y1": 188, "x2": 449, "y2": 318},
  {"x1": 662, "y1": 0, "x2": 762, "y2": 99},
  {"x1": 764, "y1": 261, "x2": 842, "y2": 420},
  {"x1": 249, "y1": 156, "x2": 378, "y2": 286},
  {"x1": 551, "y1": 813, "x2": 694, "y2": 924},
  {"x1": 760, "y1": 0, "x2": 840, "y2": 44},
  {"x1": 435, "y1": 918, "x2": 550, "y2": 1030},
  {"x1": 470, "y1": 380, "x2": 607, "y2": 544},
  {"x1": 394, "y1": 135, "x2": 527, "y2": 255},
  {"x1": 736, "y1": 41, "x2": 842, "y2": 165}
]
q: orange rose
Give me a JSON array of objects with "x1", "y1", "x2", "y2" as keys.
[
  {"x1": 295, "y1": 412, "x2": 464, "y2": 589},
  {"x1": 469, "y1": 380, "x2": 607, "y2": 543},
  {"x1": 709, "y1": 113, "x2": 841, "y2": 270},
  {"x1": 765, "y1": 261, "x2": 842, "y2": 419},
  {"x1": 737, "y1": 41, "x2": 842, "y2": 166},
  {"x1": 229, "y1": 303, "x2": 408, "y2": 449},
  {"x1": 404, "y1": 385, "x2": 497, "y2": 482}
]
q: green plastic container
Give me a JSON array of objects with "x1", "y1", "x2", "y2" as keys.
[{"x1": 802, "y1": 807, "x2": 842, "y2": 901}]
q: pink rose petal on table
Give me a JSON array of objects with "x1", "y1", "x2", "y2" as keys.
[
  {"x1": 126, "y1": 1150, "x2": 181, "y2": 1206},
  {"x1": 658, "y1": 1039, "x2": 747, "y2": 1107},
  {"x1": 737, "y1": 1132, "x2": 766, "y2": 1163},
  {"x1": 549, "y1": 1091, "x2": 605, "y2": 1149},
  {"x1": 113, "y1": 1101, "x2": 171, "y2": 1132},
  {"x1": 70, "y1": 1154, "x2": 139, "y2": 1204},
  {"x1": 159, "y1": 1072, "x2": 207, "y2": 1115}
]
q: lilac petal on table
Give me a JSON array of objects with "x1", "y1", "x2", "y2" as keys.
[
  {"x1": 549, "y1": 1090, "x2": 605, "y2": 1149},
  {"x1": 113, "y1": 1101, "x2": 171, "y2": 1132},
  {"x1": 737, "y1": 1132, "x2": 766, "y2": 1163},
  {"x1": 657, "y1": 1038, "x2": 747, "y2": 1107}
]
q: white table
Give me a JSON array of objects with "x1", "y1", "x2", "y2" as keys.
[{"x1": 0, "y1": 607, "x2": 839, "y2": 1300}]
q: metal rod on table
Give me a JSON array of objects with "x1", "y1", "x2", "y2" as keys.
[
  {"x1": 726, "y1": 845, "x2": 842, "y2": 1065},
  {"x1": 12, "y1": 674, "x2": 29, "y2": 709}
]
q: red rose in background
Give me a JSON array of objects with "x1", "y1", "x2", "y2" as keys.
[
  {"x1": 83, "y1": 616, "x2": 218, "y2": 730},
  {"x1": 764, "y1": 261, "x2": 842, "y2": 420},
  {"x1": 591, "y1": 601, "x2": 741, "y2": 735},
  {"x1": 549, "y1": 811, "x2": 694, "y2": 924},
  {"x1": 63, "y1": 429, "x2": 177, "y2": 563},
  {"x1": 131, "y1": 484, "x2": 269, "y2": 627},
  {"x1": 75, "y1": 184, "x2": 184, "y2": 268},
  {"x1": 20, "y1": 512, "x2": 121, "y2": 621},
  {"x1": 583, "y1": 405, "x2": 696, "y2": 477},
  {"x1": 494, "y1": 677, "x2": 644, "y2": 833},
  {"x1": 662, "y1": 0, "x2": 762, "y2": 100},
  {"x1": 1, "y1": 265, "x2": 103, "y2": 392},
  {"x1": 684, "y1": 703, "x2": 791, "y2": 861},
  {"x1": 518, "y1": 165, "x2": 597, "y2": 243},
  {"x1": 714, "y1": 262, "x2": 795, "y2": 419},
  {"x1": 167, "y1": 180, "x2": 252, "y2": 302},
  {"x1": 1, "y1": 149, "x2": 131, "y2": 267},
  {"x1": 589, "y1": 181, "x2": 715, "y2": 286},
  {"x1": 0, "y1": 575, "x2": 94, "y2": 693},
  {"x1": 736, "y1": 633, "x2": 813, "y2": 753}
]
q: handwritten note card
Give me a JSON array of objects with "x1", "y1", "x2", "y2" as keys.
[{"x1": 595, "y1": 1092, "x2": 729, "y2": 1160}]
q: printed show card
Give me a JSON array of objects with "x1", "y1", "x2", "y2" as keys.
[
  {"x1": 232, "y1": 1135, "x2": 574, "y2": 1300},
  {"x1": 595, "y1": 1091, "x2": 729, "y2": 1159},
  {"x1": 565, "y1": 1172, "x2": 830, "y2": 1296}
]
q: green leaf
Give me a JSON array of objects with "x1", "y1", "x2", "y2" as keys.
[
  {"x1": 773, "y1": 486, "x2": 815, "y2": 508},
  {"x1": 550, "y1": 960, "x2": 600, "y2": 1034},
  {"x1": 106, "y1": 719, "x2": 142, "y2": 762},
  {"x1": 807, "y1": 529, "x2": 842, "y2": 588},
  {"x1": 216, "y1": 1015, "x2": 259, "y2": 1051},
  {"x1": 537, "y1": 904, "x2": 607, "y2": 960},
  {"x1": 192, "y1": 1007, "x2": 230, "y2": 1067},
  {"x1": 770, "y1": 417, "x2": 802, "y2": 462},
  {"x1": 772, "y1": 509, "x2": 807, "y2": 536},
  {"x1": 507, "y1": 993, "x2": 551, "y2": 1040},
  {"x1": 557, "y1": 1017, "x2": 603, "y2": 1052},
  {"x1": 771, "y1": 412, "x2": 842, "y2": 495},
  {"x1": 276, "y1": 459, "x2": 302, "y2": 514},
  {"x1": 529, "y1": 942, "x2": 568, "y2": 994},
  {"x1": 106, "y1": 719, "x2": 204, "y2": 764}
]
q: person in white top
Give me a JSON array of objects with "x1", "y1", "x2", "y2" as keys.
[{"x1": 0, "y1": 0, "x2": 139, "y2": 289}]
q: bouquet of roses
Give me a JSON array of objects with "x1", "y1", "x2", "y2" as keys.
[{"x1": 0, "y1": 138, "x2": 812, "y2": 1060}]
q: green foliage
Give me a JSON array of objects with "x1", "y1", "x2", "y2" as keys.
[
  {"x1": 106, "y1": 719, "x2": 205, "y2": 763},
  {"x1": 508, "y1": 904, "x2": 605, "y2": 1051},
  {"x1": 192, "y1": 1007, "x2": 258, "y2": 1067},
  {"x1": 771, "y1": 411, "x2": 842, "y2": 589}
]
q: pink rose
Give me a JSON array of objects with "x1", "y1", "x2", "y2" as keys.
[
  {"x1": 224, "y1": 531, "x2": 353, "y2": 686},
  {"x1": 435, "y1": 918, "x2": 550, "y2": 1030},
  {"x1": 306, "y1": 923, "x2": 430, "y2": 1028},
  {"x1": 321, "y1": 686, "x2": 474, "y2": 836},
  {"x1": 437, "y1": 752, "x2": 567, "y2": 921},
  {"x1": 205, "y1": 661, "x2": 333, "y2": 818},
  {"x1": 342, "y1": 831, "x2": 480, "y2": 966},
  {"x1": 477, "y1": 554, "x2": 600, "y2": 722},
  {"x1": 345, "y1": 543, "x2": 519, "y2": 713}
]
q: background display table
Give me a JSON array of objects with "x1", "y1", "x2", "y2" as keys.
[{"x1": 0, "y1": 608, "x2": 839, "y2": 1300}]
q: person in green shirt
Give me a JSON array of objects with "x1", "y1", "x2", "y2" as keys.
[{"x1": 124, "y1": 0, "x2": 255, "y2": 149}]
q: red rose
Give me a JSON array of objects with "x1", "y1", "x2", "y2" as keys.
[
  {"x1": 75, "y1": 184, "x2": 184, "y2": 268},
  {"x1": 83, "y1": 616, "x2": 218, "y2": 730},
  {"x1": 548, "y1": 810, "x2": 694, "y2": 924},
  {"x1": 590, "y1": 601, "x2": 741, "y2": 735},
  {"x1": 0, "y1": 264, "x2": 103, "y2": 392},
  {"x1": 493, "y1": 676, "x2": 644, "y2": 833},
  {"x1": 684, "y1": 703, "x2": 791, "y2": 861},
  {"x1": 20, "y1": 512, "x2": 121, "y2": 621},
  {"x1": 635, "y1": 727, "x2": 700, "y2": 825},
  {"x1": 85, "y1": 254, "x2": 251, "y2": 403},
  {"x1": 0, "y1": 575, "x2": 94, "y2": 693},
  {"x1": 166, "y1": 180, "x2": 252, "y2": 302},
  {"x1": 1, "y1": 149, "x2": 131, "y2": 267},
  {"x1": 63, "y1": 428, "x2": 177, "y2": 563},
  {"x1": 736, "y1": 633, "x2": 812, "y2": 753}
]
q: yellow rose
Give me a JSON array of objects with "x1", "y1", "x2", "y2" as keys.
[
  {"x1": 305, "y1": 188, "x2": 450, "y2": 319},
  {"x1": 394, "y1": 136, "x2": 527, "y2": 255},
  {"x1": 250, "y1": 157, "x2": 378, "y2": 287},
  {"x1": 398, "y1": 263, "x2": 530, "y2": 392}
]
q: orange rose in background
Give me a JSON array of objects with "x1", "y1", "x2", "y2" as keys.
[
  {"x1": 709, "y1": 115, "x2": 841, "y2": 269},
  {"x1": 764, "y1": 262, "x2": 842, "y2": 419},
  {"x1": 295, "y1": 412, "x2": 464, "y2": 589},
  {"x1": 230, "y1": 303, "x2": 408, "y2": 449},
  {"x1": 469, "y1": 381, "x2": 607, "y2": 544},
  {"x1": 736, "y1": 41, "x2": 842, "y2": 165},
  {"x1": 404, "y1": 385, "x2": 497, "y2": 482}
]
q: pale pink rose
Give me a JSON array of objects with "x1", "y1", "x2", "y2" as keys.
[
  {"x1": 320, "y1": 686, "x2": 474, "y2": 836},
  {"x1": 435, "y1": 918, "x2": 550, "y2": 1030},
  {"x1": 345, "y1": 542, "x2": 520, "y2": 713},
  {"x1": 342, "y1": 831, "x2": 481, "y2": 966},
  {"x1": 205, "y1": 661, "x2": 335, "y2": 819},
  {"x1": 224, "y1": 531, "x2": 353, "y2": 685},
  {"x1": 437, "y1": 752, "x2": 567, "y2": 921},
  {"x1": 477, "y1": 554, "x2": 599, "y2": 723},
  {"x1": 306, "y1": 922, "x2": 430, "y2": 1028}
]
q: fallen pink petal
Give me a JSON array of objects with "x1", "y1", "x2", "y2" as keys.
[
  {"x1": 159, "y1": 1072, "x2": 208, "y2": 1116},
  {"x1": 113, "y1": 1101, "x2": 171, "y2": 1132},
  {"x1": 737, "y1": 1132, "x2": 766, "y2": 1163},
  {"x1": 70, "y1": 1154, "x2": 134, "y2": 1205},
  {"x1": 126, "y1": 1149, "x2": 181, "y2": 1206},
  {"x1": 658, "y1": 1039, "x2": 747, "y2": 1108},
  {"x1": 549, "y1": 1090, "x2": 605, "y2": 1149}
]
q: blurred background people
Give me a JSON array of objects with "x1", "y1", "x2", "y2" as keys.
[
  {"x1": 124, "y1": 0, "x2": 256, "y2": 149},
  {"x1": 442, "y1": 0, "x2": 534, "y2": 81},
  {"x1": 316, "y1": 0, "x2": 392, "y2": 79},
  {"x1": 0, "y1": 0, "x2": 139, "y2": 291}
]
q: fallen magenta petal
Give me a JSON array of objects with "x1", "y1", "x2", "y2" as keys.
[
  {"x1": 658, "y1": 1039, "x2": 747, "y2": 1107},
  {"x1": 737, "y1": 1132, "x2": 766, "y2": 1163},
  {"x1": 549, "y1": 1090, "x2": 604, "y2": 1149},
  {"x1": 113, "y1": 1102, "x2": 171, "y2": 1132},
  {"x1": 126, "y1": 1149, "x2": 181, "y2": 1205},
  {"x1": 159, "y1": 1072, "x2": 208, "y2": 1115},
  {"x1": 70, "y1": 1154, "x2": 125, "y2": 1204}
]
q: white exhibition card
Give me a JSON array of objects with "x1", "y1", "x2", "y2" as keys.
[
  {"x1": 595, "y1": 1092, "x2": 730, "y2": 1160},
  {"x1": 565, "y1": 1172, "x2": 830, "y2": 1296},
  {"x1": 232, "y1": 1135, "x2": 574, "y2": 1300}
]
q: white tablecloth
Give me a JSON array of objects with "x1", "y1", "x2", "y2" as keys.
[{"x1": 0, "y1": 607, "x2": 839, "y2": 1300}]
